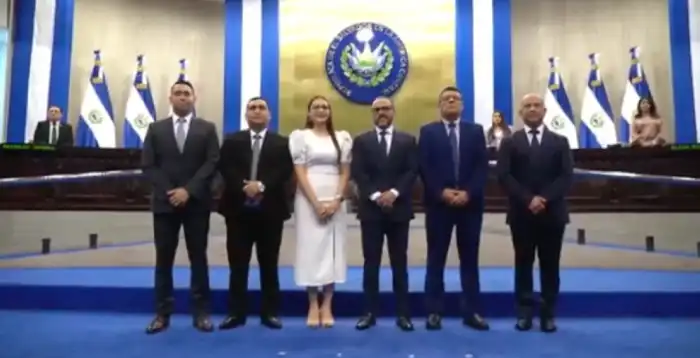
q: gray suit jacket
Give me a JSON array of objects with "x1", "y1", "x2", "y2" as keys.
[{"x1": 141, "y1": 117, "x2": 220, "y2": 213}]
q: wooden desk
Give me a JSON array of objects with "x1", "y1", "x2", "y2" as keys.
[{"x1": 1, "y1": 144, "x2": 700, "y2": 212}]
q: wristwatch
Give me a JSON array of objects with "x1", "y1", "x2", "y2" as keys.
[{"x1": 259, "y1": 183, "x2": 266, "y2": 192}]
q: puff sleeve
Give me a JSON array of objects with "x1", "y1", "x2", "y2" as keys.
[
  {"x1": 289, "y1": 129, "x2": 307, "y2": 165},
  {"x1": 339, "y1": 130, "x2": 353, "y2": 164}
]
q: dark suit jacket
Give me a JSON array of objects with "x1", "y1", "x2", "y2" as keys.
[
  {"x1": 418, "y1": 120, "x2": 489, "y2": 209},
  {"x1": 141, "y1": 117, "x2": 220, "y2": 214},
  {"x1": 217, "y1": 130, "x2": 294, "y2": 221},
  {"x1": 351, "y1": 129, "x2": 419, "y2": 222},
  {"x1": 496, "y1": 128, "x2": 574, "y2": 225},
  {"x1": 32, "y1": 121, "x2": 74, "y2": 146}
]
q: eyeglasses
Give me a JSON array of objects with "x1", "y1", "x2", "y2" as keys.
[
  {"x1": 372, "y1": 106, "x2": 393, "y2": 112},
  {"x1": 311, "y1": 105, "x2": 330, "y2": 110}
]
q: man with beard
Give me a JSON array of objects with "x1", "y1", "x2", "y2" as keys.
[
  {"x1": 142, "y1": 80, "x2": 220, "y2": 334},
  {"x1": 351, "y1": 96, "x2": 418, "y2": 331},
  {"x1": 496, "y1": 93, "x2": 573, "y2": 333}
]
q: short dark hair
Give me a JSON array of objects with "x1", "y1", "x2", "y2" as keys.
[
  {"x1": 171, "y1": 80, "x2": 195, "y2": 93},
  {"x1": 247, "y1": 96, "x2": 266, "y2": 105},
  {"x1": 438, "y1": 86, "x2": 461, "y2": 102},
  {"x1": 440, "y1": 86, "x2": 461, "y2": 96}
]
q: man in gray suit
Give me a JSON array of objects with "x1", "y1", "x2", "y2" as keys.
[{"x1": 141, "y1": 80, "x2": 220, "y2": 334}]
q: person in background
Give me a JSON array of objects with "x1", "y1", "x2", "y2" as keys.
[
  {"x1": 32, "y1": 106, "x2": 74, "y2": 146},
  {"x1": 418, "y1": 86, "x2": 490, "y2": 331},
  {"x1": 630, "y1": 97, "x2": 665, "y2": 147},
  {"x1": 486, "y1": 110, "x2": 511, "y2": 149},
  {"x1": 496, "y1": 93, "x2": 573, "y2": 333},
  {"x1": 289, "y1": 95, "x2": 352, "y2": 328},
  {"x1": 141, "y1": 80, "x2": 220, "y2": 334},
  {"x1": 351, "y1": 96, "x2": 418, "y2": 331}
]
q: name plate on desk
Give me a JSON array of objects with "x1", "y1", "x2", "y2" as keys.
[{"x1": 0, "y1": 143, "x2": 56, "y2": 152}]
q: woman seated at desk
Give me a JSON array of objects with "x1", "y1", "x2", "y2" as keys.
[
  {"x1": 486, "y1": 110, "x2": 511, "y2": 149},
  {"x1": 630, "y1": 97, "x2": 666, "y2": 147}
]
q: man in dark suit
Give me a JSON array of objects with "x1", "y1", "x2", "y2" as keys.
[
  {"x1": 217, "y1": 96, "x2": 293, "y2": 330},
  {"x1": 418, "y1": 86, "x2": 490, "y2": 331},
  {"x1": 141, "y1": 80, "x2": 220, "y2": 334},
  {"x1": 496, "y1": 93, "x2": 573, "y2": 333},
  {"x1": 32, "y1": 106, "x2": 74, "y2": 146},
  {"x1": 351, "y1": 96, "x2": 419, "y2": 331}
]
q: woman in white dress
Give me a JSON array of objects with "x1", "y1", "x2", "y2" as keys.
[{"x1": 289, "y1": 95, "x2": 352, "y2": 328}]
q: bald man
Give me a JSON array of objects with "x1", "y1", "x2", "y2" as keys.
[
  {"x1": 496, "y1": 94, "x2": 573, "y2": 333},
  {"x1": 351, "y1": 96, "x2": 418, "y2": 331}
]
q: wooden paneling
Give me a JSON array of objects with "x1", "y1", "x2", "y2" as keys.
[{"x1": 2, "y1": 146, "x2": 700, "y2": 212}]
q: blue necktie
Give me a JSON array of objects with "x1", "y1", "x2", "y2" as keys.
[{"x1": 448, "y1": 123, "x2": 459, "y2": 181}]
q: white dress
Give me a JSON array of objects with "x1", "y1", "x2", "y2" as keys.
[{"x1": 289, "y1": 129, "x2": 352, "y2": 287}]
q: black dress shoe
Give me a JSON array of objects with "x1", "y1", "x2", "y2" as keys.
[
  {"x1": 515, "y1": 317, "x2": 533, "y2": 331},
  {"x1": 463, "y1": 314, "x2": 490, "y2": 331},
  {"x1": 219, "y1": 315, "x2": 246, "y2": 330},
  {"x1": 193, "y1": 315, "x2": 214, "y2": 332},
  {"x1": 396, "y1": 316, "x2": 414, "y2": 331},
  {"x1": 145, "y1": 315, "x2": 170, "y2": 335},
  {"x1": 540, "y1": 317, "x2": 557, "y2": 333},
  {"x1": 261, "y1": 316, "x2": 283, "y2": 329},
  {"x1": 355, "y1": 314, "x2": 376, "y2": 330},
  {"x1": 426, "y1": 314, "x2": 442, "y2": 330}
]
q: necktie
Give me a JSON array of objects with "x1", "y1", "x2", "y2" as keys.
[
  {"x1": 378, "y1": 130, "x2": 388, "y2": 156},
  {"x1": 448, "y1": 123, "x2": 459, "y2": 181},
  {"x1": 50, "y1": 125, "x2": 57, "y2": 145},
  {"x1": 250, "y1": 134, "x2": 262, "y2": 181},
  {"x1": 175, "y1": 118, "x2": 186, "y2": 152},
  {"x1": 529, "y1": 129, "x2": 540, "y2": 148}
]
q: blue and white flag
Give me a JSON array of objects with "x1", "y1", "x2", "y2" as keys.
[
  {"x1": 75, "y1": 50, "x2": 116, "y2": 148},
  {"x1": 123, "y1": 55, "x2": 156, "y2": 148},
  {"x1": 619, "y1": 46, "x2": 652, "y2": 143},
  {"x1": 543, "y1": 57, "x2": 578, "y2": 149},
  {"x1": 6, "y1": 0, "x2": 74, "y2": 143},
  {"x1": 169, "y1": 58, "x2": 196, "y2": 117},
  {"x1": 579, "y1": 53, "x2": 618, "y2": 148}
]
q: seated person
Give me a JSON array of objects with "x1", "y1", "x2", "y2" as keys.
[
  {"x1": 32, "y1": 106, "x2": 74, "y2": 147},
  {"x1": 630, "y1": 97, "x2": 665, "y2": 148}
]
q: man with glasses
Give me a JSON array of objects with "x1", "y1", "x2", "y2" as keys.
[
  {"x1": 351, "y1": 96, "x2": 419, "y2": 331},
  {"x1": 418, "y1": 86, "x2": 490, "y2": 331},
  {"x1": 217, "y1": 97, "x2": 294, "y2": 330}
]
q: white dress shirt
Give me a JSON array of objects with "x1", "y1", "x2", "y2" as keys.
[
  {"x1": 49, "y1": 122, "x2": 60, "y2": 143},
  {"x1": 370, "y1": 125, "x2": 399, "y2": 202},
  {"x1": 250, "y1": 128, "x2": 267, "y2": 146},
  {"x1": 172, "y1": 113, "x2": 194, "y2": 137},
  {"x1": 442, "y1": 118, "x2": 460, "y2": 146},
  {"x1": 525, "y1": 124, "x2": 545, "y2": 145}
]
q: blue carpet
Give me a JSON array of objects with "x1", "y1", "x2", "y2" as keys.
[
  {"x1": 1, "y1": 267, "x2": 699, "y2": 317},
  {"x1": 0, "y1": 311, "x2": 698, "y2": 358}
]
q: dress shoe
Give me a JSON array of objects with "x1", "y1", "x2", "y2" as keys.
[
  {"x1": 145, "y1": 315, "x2": 170, "y2": 335},
  {"x1": 425, "y1": 314, "x2": 442, "y2": 330},
  {"x1": 261, "y1": 316, "x2": 283, "y2": 329},
  {"x1": 396, "y1": 316, "x2": 414, "y2": 331},
  {"x1": 355, "y1": 314, "x2": 376, "y2": 330},
  {"x1": 540, "y1": 317, "x2": 557, "y2": 333},
  {"x1": 515, "y1": 317, "x2": 533, "y2": 331},
  {"x1": 219, "y1": 315, "x2": 246, "y2": 330},
  {"x1": 193, "y1": 315, "x2": 214, "y2": 332},
  {"x1": 463, "y1": 314, "x2": 490, "y2": 331}
]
